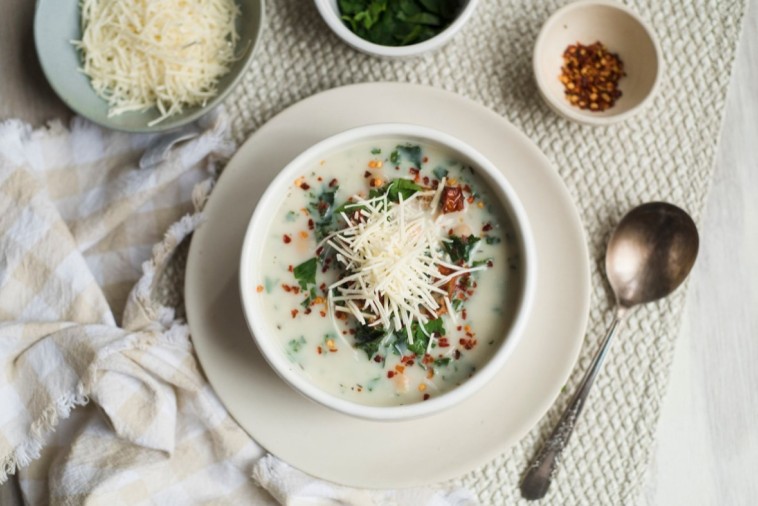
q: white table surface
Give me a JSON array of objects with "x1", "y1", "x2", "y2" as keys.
[
  {"x1": 1, "y1": 1, "x2": 756, "y2": 504},
  {"x1": 639, "y1": 1, "x2": 758, "y2": 504}
]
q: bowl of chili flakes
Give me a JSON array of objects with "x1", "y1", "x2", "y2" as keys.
[{"x1": 533, "y1": 0, "x2": 662, "y2": 126}]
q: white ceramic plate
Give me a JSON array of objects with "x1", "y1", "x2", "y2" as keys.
[{"x1": 185, "y1": 83, "x2": 590, "y2": 489}]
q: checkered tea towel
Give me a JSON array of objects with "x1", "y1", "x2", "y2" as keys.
[{"x1": 0, "y1": 114, "x2": 475, "y2": 505}]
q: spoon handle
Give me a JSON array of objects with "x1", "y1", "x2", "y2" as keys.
[{"x1": 519, "y1": 312, "x2": 624, "y2": 501}]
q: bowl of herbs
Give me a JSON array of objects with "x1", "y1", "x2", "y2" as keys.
[{"x1": 314, "y1": 0, "x2": 479, "y2": 58}]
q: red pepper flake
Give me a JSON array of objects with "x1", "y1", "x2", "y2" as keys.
[
  {"x1": 308, "y1": 219, "x2": 314, "y2": 230},
  {"x1": 467, "y1": 195, "x2": 475, "y2": 204},
  {"x1": 487, "y1": 260, "x2": 494, "y2": 268},
  {"x1": 431, "y1": 180, "x2": 439, "y2": 189},
  {"x1": 422, "y1": 156, "x2": 429, "y2": 163},
  {"x1": 438, "y1": 337, "x2": 450, "y2": 347},
  {"x1": 560, "y1": 41, "x2": 625, "y2": 111},
  {"x1": 319, "y1": 282, "x2": 327, "y2": 292},
  {"x1": 319, "y1": 311, "x2": 326, "y2": 317},
  {"x1": 440, "y1": 186, "x2": 465, "y2": 213},
  {"x1": 373, "y1": 355, "x2": 383, "y2": 363},
  {"x1": 288, "y1": 265, "x2": 294, "y2": 272},
  {"x1": 456, "y1": 326, "x2": 462, "y2": 331},
  {"x1": 300, "y1": 182, "x2": 310, "y2": 190},
  {"x1": 454, "y1": 349, "x2": 461, "y2": 360},
  {"x1": 364, "y1": 170, "x2": 372, "y2": 178},
  {"x1": 283, "y1": 234, "x2": 292, "y2": 244},
  {"x1": 292, "y1": 287, "x2": 301, "y2": 295},
  {"x1": 304, "y1": 307, "x2": 312, "y2": 315},
  {"x1": 328, "y1": 178, "x2": 338, "y2": 187},
  {"x1": 423, "y1": 393, "x2": 431, "y2": 401},
  {"x1": 317, "y1": 176, "x2": 323, "y2": 182},
  {"x1": 422, "y1": 176, "x2": 429, "y2": 185},
  {"x1": 422, "y1": 354, "x2": 434, "y2": 365},
  {"x1": 462, "y1": 309, "x2": 468, "y2": 320},
  {"x1": 256, "y1": 285, "x2": 264, "y2": 293},
  {"x1": 483, "y1": 223, "x2": 493, "y2": 232},
  {"x1": 290, "y1": 309, "x2": 299, "y2": 318},
  {"x1": 409, "y1": 167, "x2": 420, "y2": 177},
  {"x1": 459, "y1": 337, "x2": 477, "y2": 350},
  {"x1": 282, "y1": 284, "x2": 292, "y2": 293},
  {"x1": 315, "y1": 246, "x2": 324, "y2": 257},
  {"x1": 387, "y1": 370, "x2": 395, "y2": 378},
  {"x1": 395, "y1": 166, "x2": 400, "y2": 171},
  {"x1": 317, "y1": 346, "x2": 323, "y2": 355}
]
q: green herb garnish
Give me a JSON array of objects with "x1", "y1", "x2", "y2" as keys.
[
  {"x1": 471, "y1": 257, "x2": 492, "y2": 268},
  {"x1": 355, "y1": 324, "x2": 387, "y2": 358},
  {"x1": 433, "y1": 357, "x2": 451, "y2": 368},
  {"x1": 369, "y1": 177, "x2": 424, "y2": 202},
  {"x1": 285, "y1": 210, "x2": 298, "y2": 222},
  {"x1": 293, "y1": 258, "x2": 317, "y2": 290},
  {"x1": 396, "y1": 144, "x2": 423, "y2": 167},
  {"x1": 443, "y1": 234, "x2": 480, "y2": 263},
  {"x1": 432, "y1": 166, "x2": 448, "y2": 180},
  {"x1": 407, "y1": 318, "x2": 445, "y2": 356},
  {"x1": 287, "y1": 336, "x2": 306, "y2": 354}
]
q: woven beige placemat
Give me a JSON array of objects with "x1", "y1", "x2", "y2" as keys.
[{"x1": 203, "y1": 0, "x2": 746, "y2": 503}]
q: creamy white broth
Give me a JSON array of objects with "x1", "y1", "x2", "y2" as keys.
[{"x1": 256, "y1": 139, "x2": 521, "y2": 407}]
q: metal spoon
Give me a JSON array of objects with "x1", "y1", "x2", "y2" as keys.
[{"x1": 519, "y1": 202, "x2": 699, "y2": 501}]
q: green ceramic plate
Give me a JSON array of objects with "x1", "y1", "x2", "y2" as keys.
[{"x1": 34, "y1": 0, "x2": 264, "y2": 133}]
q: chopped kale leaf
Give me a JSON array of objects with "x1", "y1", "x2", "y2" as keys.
[
  {"x1": 443, "y1": 234, "x2": 481, "y2": 263},
  {"x1": 354, "y1": 324, "x2": 387, "y2": 358},
  {"x1": 293, "y1": 258, "x2": 317, "y2": 290},
  {"x1": 407, "y1": 318, "x2": 445, "y2": 356}
]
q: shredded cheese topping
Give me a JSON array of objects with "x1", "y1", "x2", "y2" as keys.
[
  {"x1": 326, "y1": 184, "x2": 484, "y2": 343},
  {"x1": 75, "y1": 0, "x2": 240, "y2": 126}
]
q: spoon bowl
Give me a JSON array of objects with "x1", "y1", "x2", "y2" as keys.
[
  {"x1": 520, "y1": 202, "x2": 699, "y2": 500},
  {"x1": 607, "y1": 202, "x2": 699, "y2": 310}
]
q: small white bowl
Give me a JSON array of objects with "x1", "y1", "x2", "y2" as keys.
[
  {"x1": 239, "y1": 123, "x2": 537, "y2": 421},
  {"x1": 533, "y1": 0, "x2": 662, "y2": 126},
  {"x1": 313, "y1": 0, "x2": 479, "y2": 58}
]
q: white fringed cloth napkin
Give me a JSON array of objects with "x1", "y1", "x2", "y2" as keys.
[{"x1": 0, "y1": 114, "x2": 475, "y2": 505}]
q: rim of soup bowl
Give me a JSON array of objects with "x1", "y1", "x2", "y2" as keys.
[{"x1": 239, "y1": 123, "x2": 537, "y2": 421}]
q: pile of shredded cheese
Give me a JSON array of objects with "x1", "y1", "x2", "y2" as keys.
[
  {"x1": 75, "y1": 0, "x2": 240, "y2": 126},
  {"x1": 326, "y1": 184, "x2": 484, "y2": 343}
]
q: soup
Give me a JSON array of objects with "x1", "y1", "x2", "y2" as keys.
[{"x1": 254, "y1": 139, "x2": 521, "y2": 407}]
